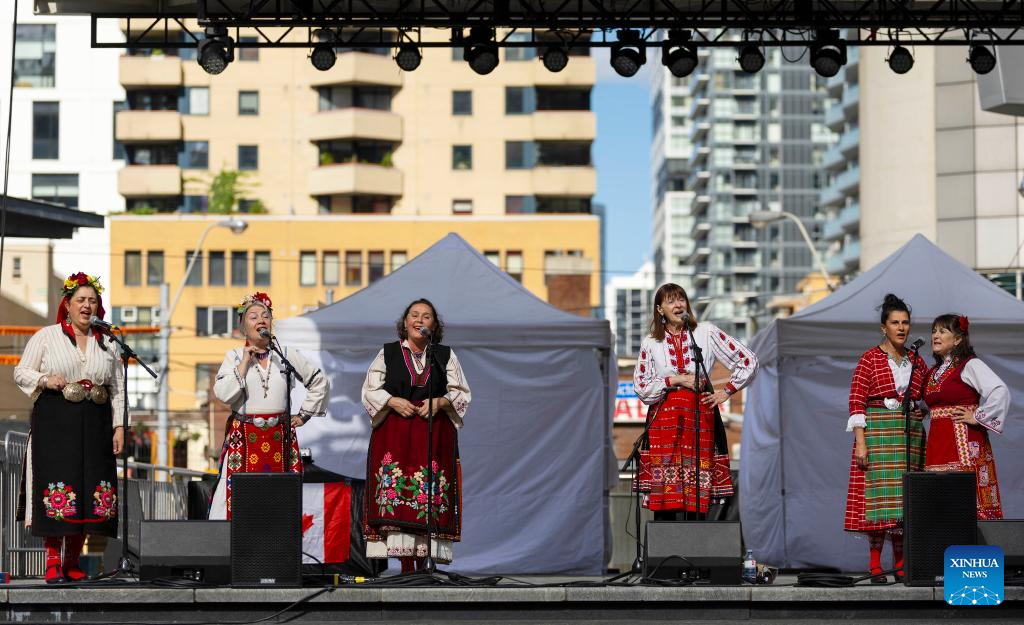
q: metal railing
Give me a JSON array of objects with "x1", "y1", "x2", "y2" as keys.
[{"x1": 1, "y1": 431, "x2": 208, "y2": 577}]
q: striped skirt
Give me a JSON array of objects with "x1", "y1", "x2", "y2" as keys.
[{"x1": 925, "y1": 405, "x2": 1003, "y2": 520}]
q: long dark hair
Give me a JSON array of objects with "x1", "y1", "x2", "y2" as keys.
[
  {"x1": 648, "y1": 283, "x2": 698, "y2": 341},
  {"x1": 395, "y1": 298, "x2": 445, "y2": 344},
  {"x1": 931, "y1": 313, "x2": 976, "y2": 366},
  {"x1": 878, "y1": 293, "x2": 911, "y2": 325}
]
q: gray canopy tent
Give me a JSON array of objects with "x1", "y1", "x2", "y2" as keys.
[
  {"x1": 740, "y1": 234, "x2": 1024, "y2": 571},
  {"x1": 275, "y1": 233, "x2": 616, "y2": 574}
]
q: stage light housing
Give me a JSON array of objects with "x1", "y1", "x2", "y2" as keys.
[
  {"x1": 662, "y1": 31, "x2": 698, "y2": 78},
  {"x1": 197, "y1": 26, "x2": 233, "y2": 75},
  {"x1": 887, "y1": 45, "x2": 914, "y2": 74},
  {"x1": 738, "y1": 44, "x2": 765, "y2": 74},
  {"x1": 394, "y1": 44, "x2": 422, "y2": 71},
  {"x1": 542, "y1": 45, "x2": 569, "y2": 72},
  {"x1": 968, "y1": 45, "x2": 996, "y2": 75},
  {"x1": 809, "y1": 30, "x2": 847, "y2": 78},
  {"x1": 610, "y1": 29, "x2": 646, "y2": 78},
  {"x1": 310, "y1": 43, "x2": 337, "y2": 71},
  {"x1": 465, "y1": 26, "x2": 499, "y2": 75}
]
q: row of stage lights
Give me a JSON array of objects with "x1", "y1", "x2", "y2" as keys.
[{"x1": 195, "y1": 26, "x2": 999, "y2": 78}]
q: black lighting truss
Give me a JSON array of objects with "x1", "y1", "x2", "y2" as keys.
[{"x1": 82, "y1": 1, "x2": 1024, "y2": 50}]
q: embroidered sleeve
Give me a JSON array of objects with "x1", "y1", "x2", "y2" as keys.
[
  {"x1": 213, "y1": 350, "x2": 247, "y2": 406},
  {"x1": 847, "y1": 352, "x2": 872, "y2": 431},
  {"x1": 443, "y1": 350, "x2": 471, "y2": 428},
  {"x1": 13, "y1": 328, "x2": 48, "y2": 397},
  {"x1": 705, "y1": 324, "x2": 758, "y2": 394},
  {"x1": 361, "y1": 349, "x2": 391, "y2": 427},
  {"x1": 961, "y1": 359, "x2": 1010, "y2": 435},
  {"x1": 109, "y1": 349, "x2": 129, "y2": 428},
  {"x1": 633, "y1": 337, "x2": 667, "y2": 405},
  {"x1": 287, "y1": 348, "x2": 328, "y2": 419}
]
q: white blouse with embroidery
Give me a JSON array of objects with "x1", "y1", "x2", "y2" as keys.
[
  {"x1": 633, "y1": 323, "x2": 758, "y2": 406},
  {"x1": 929, "y1": 356, "x2": 1010, "y2": 435},
  {"x1": 361, "y1": 340, "x2": 471, "y2": 428},
  {"x1": 13, "y1": 324, "x2": 128, "y2": 427},
  {"x1": 213, "y1": 346, "x2": 328, "y2": 419}
]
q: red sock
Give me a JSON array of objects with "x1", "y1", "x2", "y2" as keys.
[
  {"x1": 892, "y1": 533, "x2": 904, "y2": 576},
  {"x1": 400, "y1": 557, "x2": 415, "y2": 574},
  {"x1": 868, "y1": 531, "x2": 884, "y2": 572},
  {"x1": 44, "y1": 537, "x2": 63, "y2": 582},
  {"x1": 63, "y1": 535, "x2": 87, "y2": 581}
]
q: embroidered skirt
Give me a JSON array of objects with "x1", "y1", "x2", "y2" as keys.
[
  {"x1": 364, "y1": 408, "x2": 461, "y2": 561},
  {"x1": 925, "y1": 405, "x2": 1003, "y2": 520},
  {"x1": 635, "y1": 388, "x2": 733, "y2": 513},
  {"x1": 209, "y1": 415, "x2": 301, "y2": 520},
  {"x1": 17, "y1": 389, "x2": 118, "y2": 537},
  {"x1": 843, "y1": 406, "x2": 925, "y2": 533}
]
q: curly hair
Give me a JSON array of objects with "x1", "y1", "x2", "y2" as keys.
[{"x1": 395, "y1": 298, "x2": 444, "y2": 344}]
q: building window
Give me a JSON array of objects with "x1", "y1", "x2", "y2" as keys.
[
  {"x1": 126, "y1": 143, "x2": 178, "y2": 166},
  {"x1": 231, "y1": 251, "x2": 248, "y2": 286},
  {"x1": 238, "y1": 145, "x2": 258, "y2": 170},
  {"x1": 254, "y1": 251, "x2": 271, "y2": 286},
  {"x1": 537, "y1": 141, "x2": 591, "y2": 166},
  {"x1": 14, "y1": 24, "x2": 56, "y2": 88},
  {"x1": 536, "y1": 87, "x2": 591, "y2": 111},
  {"x1": 238, "y1": 91, "x2": 259, "y2": 115},
  {"x1": 452, "y1": 199, "x2": 473, "y2": 215},
  {"x1": 182, "y1": 195, "x2": 208, "y2": 213},
  {"x1": 147, "y1": 251, "x2": 164, "y2": 285},
  {"x1": 318, "y1": 85, "x2": 393, "y2": 111},
  {"x1": 238, "y1": 199, "x2": 260, "y2": 213},
  {"x1": 391, "y1": 251, "x2": 407, "y2": 272},
  {"x1": 113, "y1": 101, "x2": 127, "y2": 160},
  {"x1": 505, "y1": 195, "x2": 537, "y2": 214},
  {"x1": 180, "y1": 141, "x2": 209, "y2": 169},
  {"x1": 195, "y1": 306, "x2": 235, "y2": 337},
  {"x1": 323, "y1": 252, "x2": 340, "y2": 286},
  {"x1": 504, "y1": 32, "x2": 536, "y2": 61},
  {"x1": 368, "y1": 251, "x2": 385, "y2": 283},
  {"x1": 484, "y1": 251, "x2": 500, "y2": 266},
  {"x1": 124, "y1": 251, "x2": 142, "y2": 286},
  {"x1": 345, "y1": 251, "x2": 362, "y2": 286},
  {"x1": 537, "y1": 196, "x2": 591, "y2": 213},
  {"x1": 32, "y1": 102, "x2": 59, "y2": 159},
  {"x1": 506, "y1": 251, "x2": 523, "y2": 282},
  {"x1": 452, "y1": 145, "x2": 472, "y2": 170},
  {"x1": 208, "y1": 251, "x2": 225, "y2": 286},
  {"x1": 300, "y1": 251, "x2": 317, "y2": 286},
  {"x1": 505, "y1": 141, "x2": 535, "y2": 169},
  {"x1": 31, "y1": 174, "x2": 78, "y2": 208},
  {"x1": 452, "y1": 90, "x2": 472, "y2": 115},
  {"x1": 12, "y1": 257, "x2": 22, "y2": 280},
  {"x1": 184, "y1": 250, "x2": 203, "y2": 286},
  {"x1": 238, "y1": 36, "x2": 259, "y2": 61},
  {"x1": 181, "y1": 87, "x2": 209, "y2": 115},
  {"x1": 505, "y1": 87, "x2": 535, "y2": 115}
]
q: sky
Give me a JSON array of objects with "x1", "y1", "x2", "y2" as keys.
[{"x1": 591, "y1": 48, "x2": 655, "y2": 289}]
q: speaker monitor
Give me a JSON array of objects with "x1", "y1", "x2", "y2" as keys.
[
  {"x1": 139, "y1": 520, "x2": 230, "y2": 584},
  {"x1": 230, "y1": 473, "x2": 302, "y2": 587},
  {"x1": 903, "y1": 471, "x2": 977, "y2": 587},
  {"x1": 644, "y1": 521, "x2": 742, "y2": 585},
  {"x1": 977, "y1": 520, "x2": 1024, "y2": 578}
]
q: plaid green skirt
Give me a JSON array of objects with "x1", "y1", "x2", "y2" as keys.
[{"x1": 863, "y1": 406, "x2": 925, "y2": 523}]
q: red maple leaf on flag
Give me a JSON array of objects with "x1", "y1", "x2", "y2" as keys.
[{"x1": 301, "y1": 513, "x2": 315, "y2": 535}]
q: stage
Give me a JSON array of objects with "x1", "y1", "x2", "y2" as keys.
[{"x1": 1, "y1": 576, "x2": 1022, "y2": 623}]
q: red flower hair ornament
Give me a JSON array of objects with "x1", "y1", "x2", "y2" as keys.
[
  {"x1": 237, "y1": 292, "x2": 273, "y2": 318},
  {"x1": 56, "y1": 272, "x2": 106, "y2": 343},
  {"x1": 958, "y1": 315, "x2": 970, "y2": 334}
]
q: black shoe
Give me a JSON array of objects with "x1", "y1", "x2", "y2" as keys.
[{"x1": 869, "y1": 568, "x2": 887, "y2": 584}]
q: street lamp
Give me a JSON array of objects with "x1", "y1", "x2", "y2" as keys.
[
  {"x1": 155, "y1": 218, "x2": 248, "y2": 470},
  {"x1": 748, "y1": 210, "x2": 835, "y2": 290}
]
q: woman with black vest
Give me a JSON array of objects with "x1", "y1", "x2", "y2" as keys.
[{"x1": 361, "y1": 299, "x2": 471, "y2": 573}]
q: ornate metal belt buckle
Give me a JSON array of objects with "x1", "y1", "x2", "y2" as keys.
[
  {"x1": 62, "y1": 382, "x2": 87, "y2": 403},
  {"x1": 89, "y1": 385, "x2": 109, "y2": 405},
  {"x1": 266, "y1": 416, "x2": 280, "y2": 428},
  {"x1": 253, "y1": 417, "x2": 267, "y2": 429}
]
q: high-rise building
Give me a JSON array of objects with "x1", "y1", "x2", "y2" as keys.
[
  {"x1": 603, "y1": 261, "x2": 654, "y2": 359},
  {"x1": 652, "y1": 43, "x2": 835, "y2": 339}
]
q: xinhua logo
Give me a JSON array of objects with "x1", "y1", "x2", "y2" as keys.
[{"x1": 944, "y1": 545, "x2": 1004, "y2": 605}]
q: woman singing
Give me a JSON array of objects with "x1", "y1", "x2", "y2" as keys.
[
  {"x1": 633, "y1": 283, "x2": 757, "y2": 518},
  {"x1": 843, "y1": 294, "x2": 927, "y2": 582},
  {"x1": 923, "y1": 314, "x2": 1009, "y2": 519},
  {"x1": 361, "y1": 299, "x2": 471, "y2": 573},
  {"x1": 209, "y1": 292, "x2": 328, "y2": 519},
  {"x1": 14, "y1": 273, "x2": 125, "y2": 583}
]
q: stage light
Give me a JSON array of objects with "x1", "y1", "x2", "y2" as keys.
[
  {"x1": 662, "y1": 31, "x2": 698, "y2": 78},
  {"x1": 465, "y1": 26, "x2": 499, "y2": 75},
  {"x1": 197, "y1": 26, "x2": 233, "y2": 75},
  {"x1": 809, "y1": 30, "x2": 847, "y2": 78},
  {"x1": 542, "y1": 45, "x2": 569, "y2": 72},
  {"x1": 887, "y1": 45, "x2": 914, "y2": 74},
  {"x1": 310, "y1": 43, "x2": 336, "y2": 71},
  {"x1": 738, "y1": 44, "x2": 765, "y2": 74},
  {"x1": 610, "y1": 29, "x2": 646, "y2": 78},
  {"x1": 968, "y1": 45, "x2": 996, "y2": 75},
  {"x1": 394, "y1": 44, "x2": 422, "y2": 71}
]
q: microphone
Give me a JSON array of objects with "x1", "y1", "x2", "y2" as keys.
[
  {"x1": 680, "y1": 311, "x2": 690, "y2": 323},
  {"x1": 89, "y1": 316, "x2": 116, "y2": 331},
  {"x1": 417, "y1": 326, "x2": 432, "y2": 339},
  {"x1": 909, "y1": 337, "x2": 925, "y2": 351},
  {"x1": 258, "y1": 328, "x2": 272, "y2": 340}
]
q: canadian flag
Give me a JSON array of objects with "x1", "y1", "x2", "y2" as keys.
[{"x1": 301, "y1": 482, "x2": 352, "y2": 564}]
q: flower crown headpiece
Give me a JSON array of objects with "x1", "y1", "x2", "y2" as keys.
[
  {"x1": 958, "y1": 315, "x2": 969, "y2": 334},
  {"x1": 237, "y1": 292, "x2": 273, "y2": 317},
  {"x1": 62, "y1": 272, "x2": 104, "y2": 297}
]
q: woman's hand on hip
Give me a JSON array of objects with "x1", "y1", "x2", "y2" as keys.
[
  {"x1": 951, "y1": 406, "x2": 979, "y2": 425},
  {"x1": 700, "y1": 389, "x2": 730, "y2": 407},
  {"x1": 112, "y1": 426, "x2": 124, "y2": 455},
  {"x1": 387, "y1": 397, "x2": 417, "y2": 418},
  {"x1": 290, "y1": 415, "x2": 305, "y2": 428}
]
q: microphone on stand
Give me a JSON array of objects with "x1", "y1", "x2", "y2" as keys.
[
  {"x1": 908, "y1": 337, "x2": 925, "y2": 351},
  {"x1": 89, "y1": 316, "x2": 117, "y2": 332},
  {"x1": 258, "y1": 328, "x2": 273, "y2": 340},
  {"x1": 417, "y1": 327, "x2": 432, "y2": 339}
]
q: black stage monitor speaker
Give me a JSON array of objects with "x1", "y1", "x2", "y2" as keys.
[
  {"x1": 978, "y1": 520, "x2": 1024, "y2": 578},
  {"x1": 230, "y1": 473, "x2": 302, "y2": 587},
  {"x1": 903, "y1": 472, "x2": 977, "y2": 587},
  {"x1": 139, "y1": 520, "x2": 230, "y2": 584},
  {"x1": 644, "y1": 521, "x2": 742, "y2": 585}
]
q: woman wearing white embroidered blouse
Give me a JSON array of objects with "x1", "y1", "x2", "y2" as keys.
[
  {"x1": 632, "y1": 283, "x2": 757, "y2": 519},
  {"x1": 208, "y1": 291, "x2": 328, "y2": 519}
]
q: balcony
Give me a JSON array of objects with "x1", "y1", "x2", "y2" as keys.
[
  {"x1": 842, "y1": 238, "x2": 861, "y2": 268},
  {"x1": 532, "y1": 111, "x2": 596, "y2": 140},
  {"x1": 835, "y1": 165, "x2": 861, "y2": 195},
  {"x1": 305, "y1": 109, "x2": 403, "y2": 143},
  {"x1": 115, "y1": 110, "x2": 182, "y2": 142},
  {"x1": 688, "y1": 71, "x2": 710, "y2": 94},
  {"x1": 689, "y1": 96, "x2": 710, "y2": 118},
  {"x1": 306, "y1": 52, "x2": 404, "y2": 88},
  {"x1": 822, "y1": 144, "x2": 847, "y2": 172},
  {"x1": 824, "y1": 104, "x2": 846, "y2": 131},
  {"x1": 838, "y1": 128, "x2": 860, "y2": 159},
  {"x1": 117, "y1": 165, "x2": 182, "y2": 197},
  {"x1": 842, "y1": 83, "x2": 860, "y2": 118},
  {"x1": 838, "y1": 202, "x2": 860, "y2": 233},
  {"x1": 823, "y1": 218, "x2": 845, "y2": 242},
  {"x1": 307, "y1": 163, "x2": 403, "y2": 197},
  {"x1": 826, "y1": 253, "x2": 846, "y2": 276},
  {"x1": 119, "y1": 55, "x2": 183, "y2": 87},
  {"x1": 688, "y1": 121, "x2": 711, "y2": 143},
  {"x1": 531, "y1": 166, "x2": 596, "y2": 196}
]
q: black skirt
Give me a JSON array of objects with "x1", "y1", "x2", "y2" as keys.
[{"x1": 17, "y1": 389, "x2": 118, "y2": 537}]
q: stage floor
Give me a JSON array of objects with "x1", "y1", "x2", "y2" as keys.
[{"x1": 2, "y1": 575, "x2": 1022, "y2": 623}]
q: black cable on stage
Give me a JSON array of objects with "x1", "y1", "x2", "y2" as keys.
[
  {"x1": 796, "y1": 567, "x2": 901, "y2": 587},
  {"x1": 0, "y1": 0, "x2": 20, "y2": 293}
]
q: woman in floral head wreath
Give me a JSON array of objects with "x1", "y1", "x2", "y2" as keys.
[
  {"x1": 207, "y1": 292, "x2": 329, "y2": 519},
  {"x1": 13, "y1": 273, "x2": 126, "y2": 582},
  {"x1": 922, "y1": 314, "x2": 1011, "y2": 519}
]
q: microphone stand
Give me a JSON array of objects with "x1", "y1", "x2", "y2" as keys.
[
  {"x1": 267, "y1": 336, "x2": 305, "y2": 475},
  {"x1": 96, "y1": 326, "x2": 157, "y2": 578},
  {"x1": 421, "y1": 334, "x2": 439, "y2": 575},
  {"x1": 688, "y1": 326, "x2": 716, "y2": 523}
]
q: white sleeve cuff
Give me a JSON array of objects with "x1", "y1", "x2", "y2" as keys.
[{"x1": 846, "y1": 414, "x2": 866, "y2": 432}]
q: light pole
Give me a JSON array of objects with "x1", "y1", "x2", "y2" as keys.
[
  {"x1": 155, "y1": 218, "x2": 248, "y2": 470},
  {"x1": 748, "y1": 210, "x2": 835, "y2": 290}
]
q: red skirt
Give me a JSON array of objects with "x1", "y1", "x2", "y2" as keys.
[
  {"x1": 635, "y1": 388, "x2": 733, "y2": 513},
  {"x1": 217, "y1": 415, "x2": 301, "y2": 519},
  {"x1": 925, "y1": 405, "x2": 1003, "y2": 520}
]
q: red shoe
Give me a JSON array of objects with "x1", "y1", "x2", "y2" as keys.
[
  {"x1": 63, "y1": 565, "x2": 87, "y2": 582},
  {"x1": 44, "y1": 562, "x2": 66, "y2": 584},
  {"x1": 44, "y1": 537, "x2": 66, "y2": 584}
]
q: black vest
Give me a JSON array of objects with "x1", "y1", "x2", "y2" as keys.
[{"x1": 382, "y1": 341, "x2": 450, "y2": 402}]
